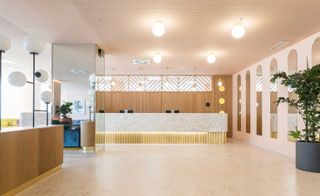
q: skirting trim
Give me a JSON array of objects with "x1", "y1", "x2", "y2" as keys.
[
  {"x1": 96, "y1": 132, "x2": 227, "y2": 144},
  {"x1": 3, "y1": 166, "x2": 61, "y2": 196}
]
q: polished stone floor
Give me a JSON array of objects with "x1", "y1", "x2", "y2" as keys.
[{"x1": 18, "y1": 141, "x2": 320, "y2": 196}]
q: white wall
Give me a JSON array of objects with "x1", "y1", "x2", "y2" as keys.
[{"x1": 232, "y1": 31, "x2": 320, "y2": 157}]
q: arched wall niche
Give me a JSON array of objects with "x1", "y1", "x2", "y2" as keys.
[
  {"x1": 245, "y1": 71, "x2": 251, "y2": 133},
  {"x1": 287, "y1": 49, "x2": 298, "y2": 141},
  {"x1": 237, "y1": 75, "x2": 241, "y2": 132},
  {"x1": 256, "y1": 65, "x2": 263, "y2": 136},
  {"x1": 270, "y1": 59, "x2": 278, "y2": 139},
  {"x1": 312, "y1": 37, "x2": 320, "y2": 66}
]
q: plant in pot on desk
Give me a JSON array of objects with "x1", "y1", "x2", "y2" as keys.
[
  {"x1": 56, "y1": 102, "x2": 73, "y2": 128},
  {"x1": 271, "y1": 64, "x2": 320, "y2": 172}
]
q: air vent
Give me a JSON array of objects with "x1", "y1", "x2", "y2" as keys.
[
  {"x1": 269, "y1": 41, "x2": 290, "y2": 50},
  {"x1": 70, "y1": 68, "x2": 88, "y2": 74},
  {"x1": 132, "y1": 58, "x2": 150, "y2": 65}
]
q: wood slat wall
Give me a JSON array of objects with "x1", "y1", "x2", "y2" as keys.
[{"x1": 0, "y1": 126, "x2": 63, "y2": 195}]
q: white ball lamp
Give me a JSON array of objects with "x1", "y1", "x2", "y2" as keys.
[
  {"x1": 8, "y1": 71, "x2": 27, "y2": 87},
  {"x1": 207, "y1": 54, "x2": 216, "y2": 64},
  {"x1": 88, "y1": 88, "x2": 95, "y2": 96},
  {"x1": 232, "y1": 21, "x2": 246, "y2": 39},
  {"x1": 152, "y1": 21, "x2": 165, "y2": 37},
  {"x1": 41, "y1": 91, "x2": 53, "y2": 126},
  {"x1": 153, "y1": 54, "x2": 162, "y2": 64},
  {"x1": 0, "y1": 34, "x2": 11, "y2": 130},
  {"x1": 35, "y1": 69, "x2": 49, "y2": 82}
]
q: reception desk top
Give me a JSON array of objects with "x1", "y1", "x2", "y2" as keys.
[{"x1": 101, "y1": 113, "x2": 227, "y2": 132}]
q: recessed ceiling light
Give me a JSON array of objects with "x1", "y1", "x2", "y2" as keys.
[
  {"x1": 152, "y1": 21, "x2": 165, "y2": 37},
  {"x1": 132, "y1": 58, "x2": 150, "y2": 65},
  {"x1": 232, "y1": 20, "x2": 246, "y2": 39},
  {"x1": 207, "y1": 54, "x2": 216, "y2": 64},
  {"x1": 153, "y1": 54, "x2": 162, "y2": 63}
]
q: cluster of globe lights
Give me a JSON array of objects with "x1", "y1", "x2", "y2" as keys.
[
  {"x1": 87, "y1": 73, "x2": 96, "y2": 108},
  {"x1": 0, "y1": 34, "x2": 53, "y2": 104}
]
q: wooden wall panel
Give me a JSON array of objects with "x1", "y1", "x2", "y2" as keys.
[
  {"x1": 257, "y1": 92, "x2": 263, "y2": 135},
  {"x1": 0, "y1": 126, "x2": 63, "y2": 195}
]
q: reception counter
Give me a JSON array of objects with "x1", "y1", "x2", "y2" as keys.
[
  {"x1": 96, "y1": 113, "x2": 227, "y2": 144},
  {"x1": 0, "y1": 125, "x2": 64, "y2": 195}
]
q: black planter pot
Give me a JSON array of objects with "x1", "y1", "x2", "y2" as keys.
[{"x1": 296, "y1": 141, "x2": 320, "y2": 173}]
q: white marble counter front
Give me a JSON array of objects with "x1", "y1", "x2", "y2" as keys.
[{"x1": 103, "y1": 113, "x2": 227, "y2": 132}]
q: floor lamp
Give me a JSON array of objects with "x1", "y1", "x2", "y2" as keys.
[
  {"x1": 7, "y1": 35, "x2": 47, "y2": 127},
  {"x1": 41, "y1": 91, "x2": 53, "y2": 126},
  {"x1": 0, "y1": 34, "x2": 11, "y2": 131}
]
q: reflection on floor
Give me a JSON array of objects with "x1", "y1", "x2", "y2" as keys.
[{"x1": 18, "y1": 141, "x2": 320, "y2": 196}]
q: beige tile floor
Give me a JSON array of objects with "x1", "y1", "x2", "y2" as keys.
[{"x1": 18, "y1": 141, "x2": 320, "y2": 196}]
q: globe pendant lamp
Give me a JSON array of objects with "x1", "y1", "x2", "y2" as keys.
[
  {"x1": 23, "y1": 35, "x2": 45, "y2": 127},
  {"x1": 41, "y1": 91, "x2": 53, "y2": 126},
  {"x1": 0, "y1": 34, "x2": 11, "y2": 130}
]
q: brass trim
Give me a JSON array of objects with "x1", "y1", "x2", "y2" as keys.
[
  {"x1": 96, "y1": 132, "x2": 227, "y2": 144},
  {"x1": 3, "y1": 166, "x2": 61, "y2": 196}
]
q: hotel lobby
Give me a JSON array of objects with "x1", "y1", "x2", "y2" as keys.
[{"x1": 1, "y1": 0, "x2": 320, "y2": 195}]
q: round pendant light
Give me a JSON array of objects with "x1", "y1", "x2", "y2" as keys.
[
  {"x1": 232, "y1": 22, "x2": 246, "y2": 39},
  {"x1": 207, "y1": 54, "x2": 216, "y2": 64},
  {"x1": 153, "y1": 54, "x2": 162, "y2": 63},
  {"x1": 152, "y1": 22, "x2": 165, "y2": 37}
]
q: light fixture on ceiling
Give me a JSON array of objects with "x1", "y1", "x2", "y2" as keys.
[
  {"x1": 269, "y1": 40, "x2": 290, "y2": 50},
  {"x1": 70, "y1": 68, "x2": 88, "y2": 74},
  {"x1": 207, "y1": 54, "x2": 216, "y2": 64},
  {"x1": 152, "y1": 21, "x2": 165, "y2": 37},
  {"x1": 132, "y1": 58, "x2": 150, "y2": 65},
  {"x1": 153, "y1": 54, "x2": 162, "y2": 64},
  {"x1": 232, "y1": 19, "x2": 246, "y2": 39}
]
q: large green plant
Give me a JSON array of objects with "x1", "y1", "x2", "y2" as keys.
[
  {"x1": 271, "y1": 64, "x2": 320, "y2": 143},
  {"x1": 55, "y1": 102, "x2": 73, "y2": 118}
]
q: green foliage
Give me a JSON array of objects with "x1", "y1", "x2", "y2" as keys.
[
  {"x1": 288, "y1": 128, "x2": 302, "y2": 139},
  {"x1": 55, "y1": 102, "x2": 73, "y2": 118},
  {"x1": 271, "y1": 64, "x2": 320, "y2": 142}
]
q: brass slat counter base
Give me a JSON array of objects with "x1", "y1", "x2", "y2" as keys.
[
  {"x1": 2, "y1": 166, "x2": 61, "y2": 196},
  {"x1": 96, "y1": 132, "x2": 227, "y2": 144}
]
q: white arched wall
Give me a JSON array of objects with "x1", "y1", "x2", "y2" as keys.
[{"x1": 232, "y1": 31, "x2": 320, "y2": 157}]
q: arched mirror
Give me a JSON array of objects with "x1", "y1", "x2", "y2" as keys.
[
  {"x1": 246, "y1": 71, "x2": 250, "y2": 133},
  {"x1": 312, "y1": 37, "x2": 320, "y2": 66},
  {"x1": 237, "y1": 75, "x2": 241, "y2": 132},
  {"x1": 256, "y1": 65, "x2": 263, "y2": 136},
  {"x1": 270, "y1": 59, "x2": 278, "y2": 139},
  {"x1": 287, "y1": 50, "x2": 298, "y2": 141}
]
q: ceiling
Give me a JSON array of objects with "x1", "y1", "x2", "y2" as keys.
[{"x1": 1, "y1": 0, "x2": 320, "y2": 74}]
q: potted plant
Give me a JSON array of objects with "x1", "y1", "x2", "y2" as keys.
[
  {"x1": 271, "y1": 64, "x2": 320, "y2": 172},
  {"x1": 56, "y1": 102, "x2": 73, "y2": 127}
]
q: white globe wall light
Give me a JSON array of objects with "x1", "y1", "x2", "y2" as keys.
[{"x1": 35, "y1": 69, "x2": 49, "y2": 82}]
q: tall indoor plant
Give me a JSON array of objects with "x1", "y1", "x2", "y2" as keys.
[{"x1": 271, "y1": 64, "x2": 320, "y2": 172}]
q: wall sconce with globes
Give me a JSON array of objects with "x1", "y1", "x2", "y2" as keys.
[{"x1": 0, "y1": 34, "x2": 11, "y2": 130}]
